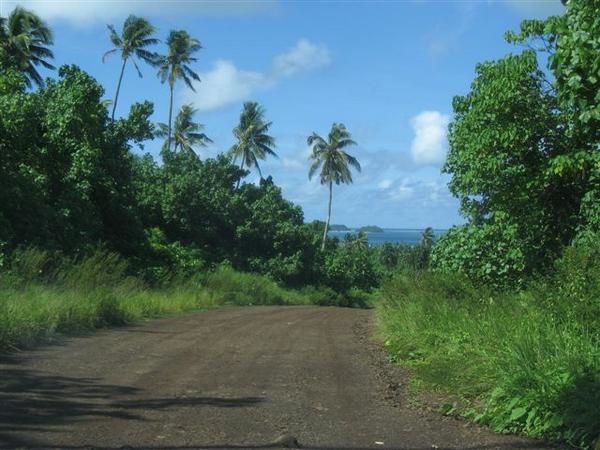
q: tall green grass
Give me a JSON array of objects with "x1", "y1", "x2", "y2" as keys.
[
  {"x1": 0, "y1": 249, "x2": 326, "y2": 351},
  {"x1": 377, "y1": 262, "x2": 599, "y2": 448}
]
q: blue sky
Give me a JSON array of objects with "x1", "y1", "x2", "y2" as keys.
[{"x1": 2, "y1": 0, "x2": 564, "y2": 228}]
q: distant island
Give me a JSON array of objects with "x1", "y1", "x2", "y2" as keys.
[
  {"x1": 359, "y1": 225, "x2": 384, "y2": 233},
  {"x1": 329, "y1": 225, "x2": 384, "y2": 232},
  {"x1": 329, "y1": 224, "x2": 351, "y2": 231}
]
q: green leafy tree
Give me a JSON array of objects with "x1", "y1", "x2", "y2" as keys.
[
  {"x1": 233, "y1": 177, "x2": 311, "y2": 284},
  {"x1": 431, "y1": 216, "x2": 527, "y2": 288},
  {"x1": 552, "y1": 0, "x2": 600, "y2": 142},
  {"x1": 0, "y1": 6, "x2": 54, "y2": 88},
  {"x1": 157, "y1": 104, "x2": 212, "y2": 156},
  {"x1": 505, "y1": 1, "x2": 600, "y2": 244},
  {"x1": 0, "y1": 70, "x2": 47, "y2": 248},
  {"x1": 0, "y1": 65, "x2": 154, "y2": 255},
  {"x1": 103, "y1": 15, "x2": 159, "y2": 120},
  {"x1": 156, "y1": 30, "x2": 201, "y2": 151},
  {"x1": 153, "y1": 154, "x2": 243, "y2": 264},
  {"x1": 435, "y1": 1, "x2": 600, "y2": 285},
  {"x1": 322, "y1": 234, "x2": 379, "y2": 295},
  {"x1": 436, "y1": 50, "x2": 577, "y2": 283},
  {"x1": 507, "y1": 1, "x2": 600, "y2": 143},
  {"x1": 308, "y1": 123, "x2": 361, "y2": 250},
  {"x1": 230, "y1": 102, "x2": 277, "y2": 187}
]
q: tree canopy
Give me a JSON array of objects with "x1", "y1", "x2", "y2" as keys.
[
  {"x1": 0, "y1": 6, "x2": 54, "y2": 87},
  {"x1": 432, "y1": 0, "x2": 600, "y2": 286},
  {"x1": 308, "y1": 123, "x2": 361, "y2": 250},
  {"x1": 230, "y1": 102, "x2": 277, "y2": 182},
  {"x1": 103, "y1": 14, "x2": 159, "y2": 119}
]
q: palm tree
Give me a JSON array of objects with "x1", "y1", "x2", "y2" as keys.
[
  {"x1": 156, "y1": 30, "x2": 202, "y2": 151},
  {"x1": 346, "y1": 231, "x2": 369, "y2": 250},
  {"x1": 102, "y1": 15, "x2": 159, "y2": 120},
  {"x1": 420, "y1": 227, "x2": 435, "y2": 249},
  {"x1": 0, "y1": 6, "x2": 54, "y2": 88},
  {"x1": 157, "y1": 104, "x2": 212, "y2": 155},
  {"x1": 308, "y1": 123, "x2": 361, "y2": 250},
  {"x1": 230, "y1": 102, "x2": 277, "y2": 187}
]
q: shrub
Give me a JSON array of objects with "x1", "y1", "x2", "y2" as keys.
[
  {"x1": 430, "y1": 217, "x2": 526, "y2": 288},
  {"x1": 322, "y1": 234, "x2": 380, "y2": 293},
  {"x1": 377, "y1": 266, "x2": 599, "y2": 448}
]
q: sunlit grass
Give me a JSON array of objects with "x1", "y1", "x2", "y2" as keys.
[
  {"x1": 376, "y1": 271, "x2": 600, "y2": 448},
  {"x1": 0, "y1": 250, "x2": 320, "y2": 351}
]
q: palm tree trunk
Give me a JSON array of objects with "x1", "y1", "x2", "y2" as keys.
[
  {"x1": 236, "y1": 153, "x2": 246, "y2": 189},
  {"x1": 256, "y1": 161, "x2": 263, "y2": 181},
  {"x1": 322, "y1": 180, "x2": 333, "y2": 251},
  {"x1": 111, "y1": 58, "x2": 128, "y2": 121},
  {"x1": 167, "y1": 83, "x2": 174, "y2": 152}
]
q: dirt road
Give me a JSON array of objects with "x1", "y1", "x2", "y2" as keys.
[{"x1": 0, "y1": 306, "x2": 553, "y2": 449}]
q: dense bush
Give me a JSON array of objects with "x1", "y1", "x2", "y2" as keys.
[
  {"x1": 380, "y1": 5, "x2": 600, "y2": 443},
  {"x1": 0, "y1": 66, "x2": 379, "y2": 298},
  {"x1": 0, "y1": 67, "x2": 153, "y2": 256},
  {"x1": 321, "y1": 233, "x2": 380, "y2": 292},
  {"x1": 431, "y1": 216, "x2": 526, "y2": 288},
  {"x1": 378, "y1": 240, "x2": 600, "y2": 448},
  {"x1": 433, "y1": 0, "x2": 600, "y2": 286},
  {"x1": 376, "y1": 241, "x2": 431, "y2": 274}
]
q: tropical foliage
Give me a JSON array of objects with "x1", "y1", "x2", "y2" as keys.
[
  {"x1": 308, "y1": 123, "x2": 361, "y2": 250},
  {"x1": 230, "y1": 101, "x2": 277, "y2": 184},
  {"x1": 432, "y1": 0, "x2": 600, "y2": 287},
  {"x1": 1, "y1": 3, "x2": 599, "y2": 448},
  {"x1": 155, "y1": 30, "x2": 202, "y2": 151},
  {"x1": 156, "y1": 104, "x2": 212, "y2": 156},
  {"x1": 381, "y1": 2, "x2": 600, "y2": 447},
  {"x1": 0, "y1": 6, "x2": 54, "y2": 87},
  {"x1": 103, "y1": 15, "x2": 159, "y2": 119}
]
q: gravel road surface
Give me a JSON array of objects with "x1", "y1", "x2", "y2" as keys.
[{"x1": 0, "y1": 306, "x2": 554, "y2": 449}]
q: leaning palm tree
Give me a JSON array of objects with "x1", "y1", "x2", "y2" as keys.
[
  {"x1": 308, "y1": 123, "x2": 361, "y2": 250},
  {"x1": 230, "y1": 102, "x2": 277, "y2": 187},
  {"x1": 102, "y1": 15, "x2": 159, "y2": 120},
  {"x1": 0, "y1": 6, "x2": 54, "y2": 88},
  {"x1": 156, "y1": 104, "x2": 212, "y2": 156},
  {"x1": 156, "y1": 30, "x2": 202, "y2": 151}
]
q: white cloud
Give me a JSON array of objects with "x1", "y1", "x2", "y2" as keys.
[
  {"x1": 388, "y1": 179, "x2": 415, "y2": 201},
  {"x1": 191, "y1": 60, "x2": 270, "y2": 113},
  {"x1": 374, "y1": 177, "x2": 453, "y2": 207},
  {"x1": 288, "y1": 178, "x2": 322, "y2": 204},
  {"x1": 273, "y1": 39, "x2": 331, "y2": 77},
  {"x1": 378, "y1": 179, "x2": 393, "y2": 190},
  {"x1": 2, "y1": 1, "x2": 275, "y2": 24},
  {"x1": 185, "y1": 39, "x2": 331, "y2": 112},
  {"x1": 409, "y1": 110, "x2": 450, "y2": 166},
  {"x1": 282, "y1": 156, "x2": 305, "y2": 169}
]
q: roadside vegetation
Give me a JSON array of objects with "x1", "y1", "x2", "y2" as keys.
[
  {"x1": 0, "y1": 8, "x2": 397, "y2": 351},
  {"x1": 378, "y1": 2, "x2": 600, "y2": 448},
  {"x1": 0, "y1": 249, "x2": 332, "y2": 351},
  {"x1": 378, "y1": 242, "x2": 599, "y2": 447},
  {"x1": 0, "y1": 8, "x2": 383, "y2": 311},
  {"x1": 1, "y1": 1, "x2": 599, "y2": 448}
]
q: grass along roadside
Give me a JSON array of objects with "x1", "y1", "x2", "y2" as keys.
[
  {"x1": 0, "y1": 250, "x2": 328, "y2": 352},
  {"x1": 375, "y1": 267, "x2": 600, "y2": 449}
]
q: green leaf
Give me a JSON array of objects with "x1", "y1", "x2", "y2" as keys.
[{"x1": 509, "y1": 407, "x2": 528, "y2": 422}]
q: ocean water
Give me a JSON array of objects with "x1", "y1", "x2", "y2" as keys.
[{"x1": 328, "y1": 228, "x2": 447, "y2": 246}]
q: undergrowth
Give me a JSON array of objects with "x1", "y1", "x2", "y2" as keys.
[
  {"x1": 376, "y1": 244, "x2": 600, "y2": 448},
  {"x1": 0, "y1": 249, "x2": 343, "y2": 351}
]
